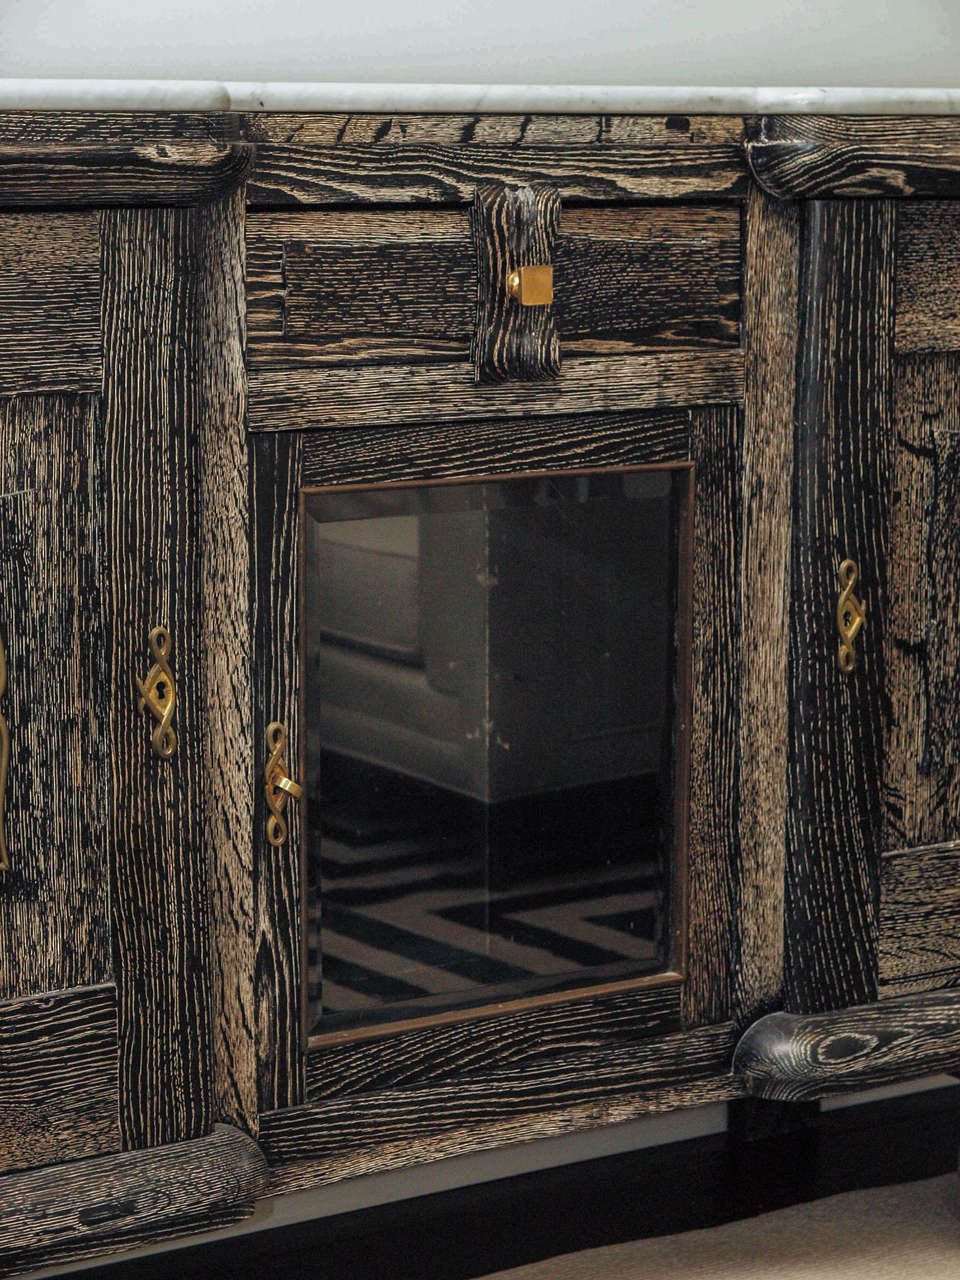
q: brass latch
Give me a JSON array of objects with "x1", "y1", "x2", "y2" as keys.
[
  {"x1": 506, "y1": 265, "x2": 554, "y2": 307},
  {"x1": 265, "y1": 721, "x2": 302, "y2": 848}
]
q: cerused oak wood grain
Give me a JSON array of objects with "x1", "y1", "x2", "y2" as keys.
[
  {"x1": 0, "y1": 143, "x2": 251, "y2": 208},
  {"x1": 306, "y1": 981, "x2": 682, "y2": 1100},
  {"x1": 251, "y1": 431, "x2": 306, "y2": 1115},
  {"x1": 0, "y1": 984, "x2": 119, "y2": 1175},
  {"x1": 879, "y1": 842, "x2": 960, "y2": 995},
  {"x1": 883, "y1": 353, "x2": 960, "y2": 852},
  {"x1": 196, "y1": 186, "x2": 258, "y2": 1135},
  {"x1": 247, "y1": 350, "x2": 745, "y2": 433},
  {"x1": 734, "y1": 989, "x2": 960, "y2": 1101},
  {"x1": 683, "y1": 404, "x2": 742, "y2": 1027},
  {"x1": 246, "y1": 141, "x2": 749, "y2": 207},
  {"x1": 471, "y1": 183, "x2": 561, "y2": 382},
  {"x1": 786, "y1": 200, "x2": 894, "y2": 1013},
  {"x1": 895, "y1": 203, "x2": 960, "y2": 353},
  {"x1": 746, "y1": 116, "x2": 960, "y2": 199},
  {"x1": 251, "y1": 206, "x2": 742, "y2": 355},
  {"x1": 299, "y1": 407, "x2": 691, "y2": 488},
  {"x1": 0, "y1": 394, "x2": 112, "y2": 1002},
  {"x1": 101, "y1": 206, "x2": 212, "y2": 1148},
  {"x1": 262, "y1": 1024, "x2": 739, "y2": 1189},
  {"x1": 0, "y1": 1124, "x2": 268, "y2": 1279},
  {"x1": 0, "y1": 212, "x2": 101, "y2": 395},
  {"x1": 732, "y1": 186, "x2": 798, "y2": 1028}
]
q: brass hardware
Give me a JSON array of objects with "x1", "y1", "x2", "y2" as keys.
[
  {"x1": 506, "y1": 264, "x2": 554, "y2": 307},
  {"x1": 837, "y1": 558, "x2": 866, "y2": 673},
  {"x1": 265, "y1": 721, "x2": 302, "y2": 848},
  {"x1": 0, "y1": 630, "x2": 9, "y2": 871},
  {"x1": 136, "y1": 625, "x2": 177, "y2": 759}
]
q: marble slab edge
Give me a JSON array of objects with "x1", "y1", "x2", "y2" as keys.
[{"x1": 0, "y1": 81, "x2": 959, "y2": 115}]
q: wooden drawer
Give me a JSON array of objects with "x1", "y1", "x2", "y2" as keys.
[{"x1": 246, "y1": 204, "x2": 744, "y2": 431}]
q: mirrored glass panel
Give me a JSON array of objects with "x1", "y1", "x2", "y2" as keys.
[{"x1": 302, "y1": 468, "x2": 690, "y2": 1035}]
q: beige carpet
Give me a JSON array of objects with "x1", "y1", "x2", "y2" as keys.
[{"x1": 478, "y1": 1175, "x2": 960, "y2": 1279}]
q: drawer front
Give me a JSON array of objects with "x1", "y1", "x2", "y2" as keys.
[{"x1": 246, "y1": 203, "x2": 744, "y2": 431}]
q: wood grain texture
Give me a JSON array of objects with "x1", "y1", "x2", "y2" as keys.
[
  {"x1": 251, "y1": 207, "x2": 742, "y2": 356},
  {"x1": 247, "y1": 350, "x2": 744, "y2": 432},
  {"x1": 734, "y1": 990, "x2": 960, "y2": 1101},
  {"x1": 306, "y1": 981, "x2": 682, "y2": 1100},
  {"x1": 683, "y1": 405, "x2": 742, "y2": 1027},
  {"x1": 261, "y1": 1024, "x2": 739, "y2": 1183},
  {"x1": 786, "y1": 201, "x2": 894, "y2": 1013},
  {"x1": 732, "y1": 188, "x2": 798, "y2": 1027},
  {"x1": 251, "y1": 431, "x2": 305, "y2": 1115},
  {"x1": 0, "y1": 394, "x2": 112, "y2": 1001},
  {"x1": 0, "y1": 113, "x2": 241, "y2": 145},
  {"x1": 0, "y1": 211, "x2": 100, "y2": 394},
  {"x1": 300, "y1": 407, "x2": 691, "y2": 488},
  {"x1": 0, "y1": 142, "x2": 251, "y2": 208},
  {"x1": 883, "y1": 354, "x2": 960, "y2": 851},
  {"x1": 247, "y1": 142, "x2": 749, "y2": 207},
  {"x1": 238, "y1": 113, "x2": 745, "y2": 147},
  {"x1": 879, "y1": 842, "x2": 960, "y2": 993},
  {"x1": 472, "y1": 183, "x2": 561, "y2": 382},
  {"x1": 0, "y1": 984, "x2": 119, "y2": 1175},
  {"x1": 101, "y1": 207, "x2": 211, "y2": 1148},
  {"x1": 0, "y1": 1124, "x2": 268, "y2": 1279},
  {"x1": 195, "y1": 187, "x2": 258, "y2": 1135},
  {"x1": 746, "y1": 115, "x2": 960, "y2": 199},
  {"x1": 895, "y1": 203, "x2": 960, "y2": 352}
]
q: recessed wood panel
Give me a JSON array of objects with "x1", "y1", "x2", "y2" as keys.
[
  {"x1": 879, "y1": 842, "x2": 960, "y2": 996},
  {"x1": 0, "y1": 984, "x2": 120, "y2": 1174},
  {"x1": 0, "y1": 212, "x2": 100, "y2": 394},
  {"x1": 895, "y1": 204, "x2": 960, "y2": 353}
]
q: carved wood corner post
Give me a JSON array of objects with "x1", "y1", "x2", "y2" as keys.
[{"x1": 471, "y1": 183, "x2": 561, "y2": 383}]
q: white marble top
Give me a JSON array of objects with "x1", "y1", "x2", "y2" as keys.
[{"x1": 1, "y1": 81, "x2": 959, "y2": 115}]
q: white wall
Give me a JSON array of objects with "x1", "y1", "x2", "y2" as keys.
[{"x1": 1, "y1": 0, "x2": 958, "y2": 86}]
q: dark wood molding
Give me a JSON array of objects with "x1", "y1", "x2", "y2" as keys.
[
  {"x1": 0, "y1": 1124, "x2": 268, "y2": 1278},
  {"x1": 734, "y1": 989, "x2": 960, "y2": 1100},
  {"x1": 0, "y1": 142, "x2": 252, "y2": 209},
  {"x1": 746, "y1": 116, "x2": 960, "y2": 199},
  {"x1": 0, "y1": 984, "x2": 120, "y2": 1175},
  {"x1": 261, "y1": 1024, "x2": 740, "y2": 1192},
  {"x1": 299, "y1": 407, "x2": 691, "y2": 488}
]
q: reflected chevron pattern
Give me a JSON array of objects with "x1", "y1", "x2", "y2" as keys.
[{"x1": 306, "y1": 825, "x2": 665, "y2": 1026}]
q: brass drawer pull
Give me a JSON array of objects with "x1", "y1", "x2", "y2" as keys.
[
  {"x1": 136, "y1": 625, "x2": 177, "y2": 759},
  {"x1": 265, "y1": 721, "x2": 302, "y2": 848},
  {"x1": 506, "y1": 264, "x2": 554, "y2": 307},
  {"x1": 836, "y1": 559, "x2": 866, "y2": 673},
  {"x1": 0, "y1": 629, "x2": 9, "y2": 871}
]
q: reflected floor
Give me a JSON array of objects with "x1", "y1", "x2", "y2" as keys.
[{"x1": 305, "y1": 766, "x2": 667, "y2": 1034}]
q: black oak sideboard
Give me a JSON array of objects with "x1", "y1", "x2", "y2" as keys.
[{"x1": 0, "y1": 109, "x2": 958, "y2": 1275}]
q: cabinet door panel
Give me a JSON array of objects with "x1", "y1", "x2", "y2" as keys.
[{"x1": 0, "y1": 395, "x2": 110, "y2": 1002}]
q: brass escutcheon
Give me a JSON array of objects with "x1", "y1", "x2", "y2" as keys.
[
  {"x1": 265, "y1": 721, "x2": 302, "y2": 848},
  {"x1": 136, "y1": 625, "x2": 177, "y2": 759},
  {"x1": 836, "y1": 559, "x2": 866, "y2": 673},
  {"x1": 506, "y1": 264, "x2": 554, "y2": 306}
]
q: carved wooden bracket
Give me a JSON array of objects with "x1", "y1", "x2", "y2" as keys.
[{"x1": 471, "y1": 182, "x2": 561, "y2": 383}]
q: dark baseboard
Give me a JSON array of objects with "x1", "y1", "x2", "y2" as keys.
[{"x1": 79, "y1": 1085, "x2": 960, "y2": 1280}]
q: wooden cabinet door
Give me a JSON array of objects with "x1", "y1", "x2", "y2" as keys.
[
  {"x1": 0, "y1": 157, "x2": 246, "y2": 1172},
  {"x1": 788, "y1": 198, "x2": 960, "y2": 1016}
]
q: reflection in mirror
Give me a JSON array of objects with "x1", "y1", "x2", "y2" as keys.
[{"x1": 302, "y1": 468, "x2": 689, "y2": 1036}]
